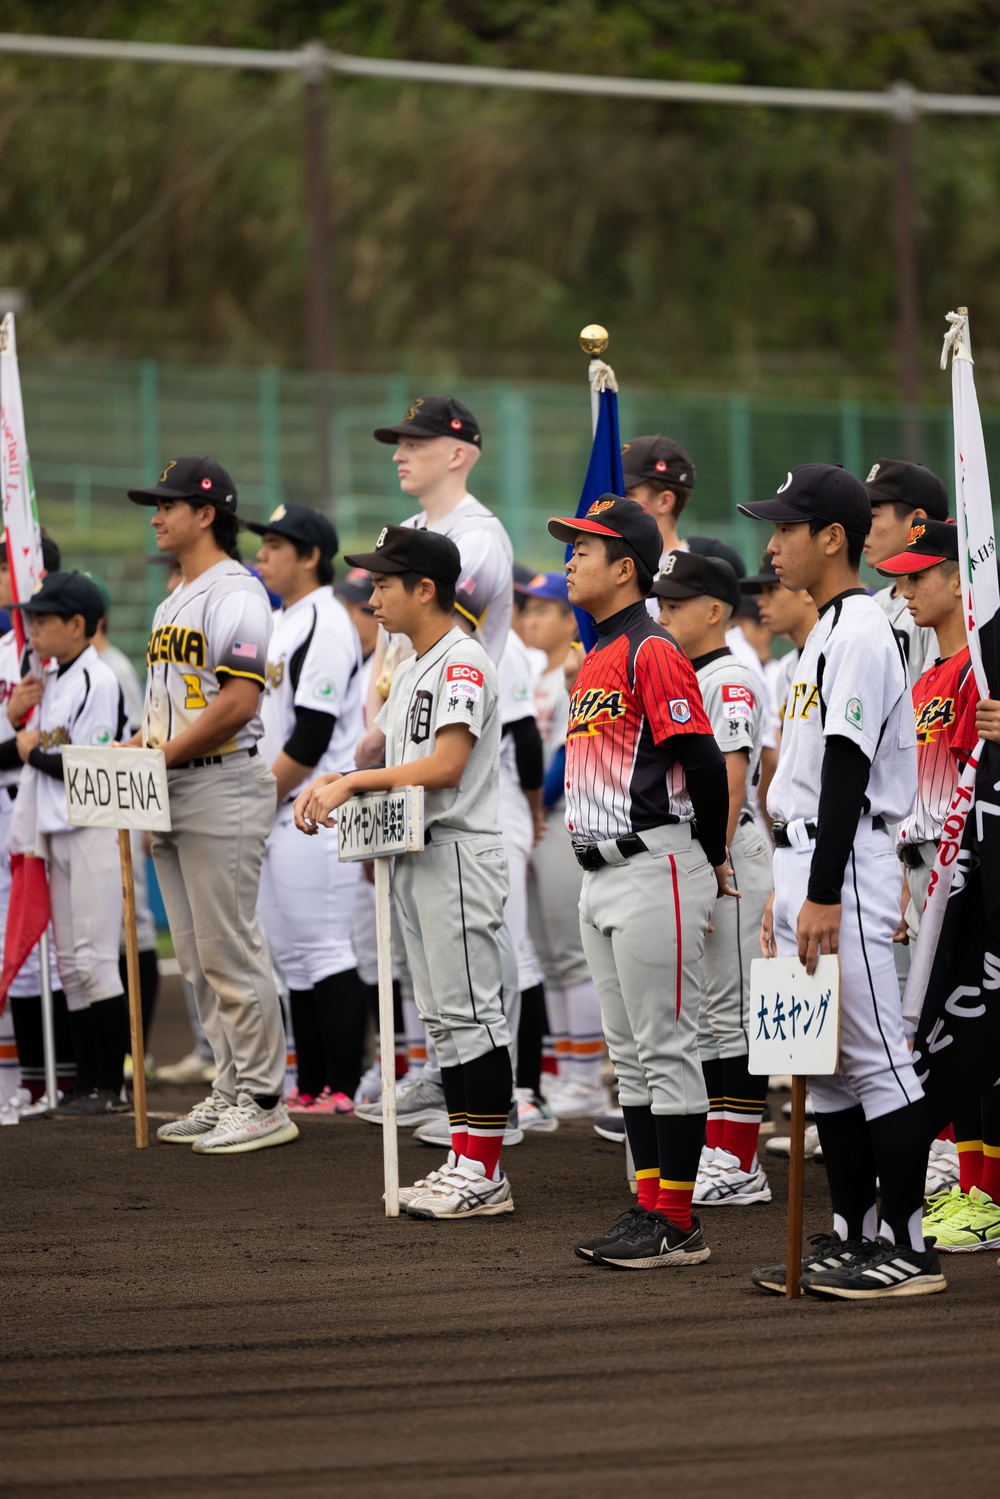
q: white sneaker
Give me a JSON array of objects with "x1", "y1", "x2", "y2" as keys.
[
  {"x1": 406, "y1": 1155, "x2": 514, "y2": 1219},
  {"x1": 925, "y1": 1137, "x2": 960, "y2": 1196},
  {"x1": 156, "y1": 1091, "x2": 232, "y2": 1144},
  {"x1": 765, "y1": 1123, "x2": 823, "y2": 1160},
  {"x1": 781, "y1": 1092, "x2": 815, "y2": 1119},
  {"x1": 155, "y1": 1051, "x2": 218, "y2": 1086},
  {"x1": 694, "y1": 1149, "x2": 772, "y2": 1205},
  {"x1": 385, "y1": 1151, "x2": 459, "y2": 1207},
  {"x1": 413, "y1": 1114, "x2": 524, "y2": 1148},
  {"x1": 515, "y1": 1087, "x2": 559, "y2": 1134},
  {"x1": 191, "y1": 1093, "x2": 299, "y2": 1154},
  {"x1": 538, "y1": 1072, "x2": 572, "y2": 1104},
  {"x1": 354, "y1": 1074, "x2": 446, "y2": 1128},
  {"x1": 695, "y1": 1144, "x2": 721, "y2": 1191},
  {"x1": 548, "y1": 1077, "x2": 608, "y2": 1120},
  {"x1": 354, "y1": 1059, "x2": 384, "y2": 1107}
]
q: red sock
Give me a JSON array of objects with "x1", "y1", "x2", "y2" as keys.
[
  {"x1": 463, "y1": 1126, "x2": 504, "y2": 1180},
  {"x1": 541, "y1": 1056, "x2": 558, "y2": 1076},
  {"x1": 655, "y1": 1179, "x2": 695, "y2": 1231},
  {"x1": 939, "y1": 1124, "x2": 955, "y2": 1142},
  {"x1": 957, "y1": 1139, "x2": 984, "y2": 1194},
  {"x1": 705, "y1": 1114, "x2": 724, "y2": 1150},
  {"x1": 979, "y1": 1145, "x2": 1000, "y2": 1201},
  {"x1": 449, "y1": 1111, "x2": 468, "y2": 1161},
  {"x1": 636, "y1": 1167, "x2": 659, "y2": 1211},
  {"x1": 721, "y1": 1117, "x2": 761, "y2": 1172}
]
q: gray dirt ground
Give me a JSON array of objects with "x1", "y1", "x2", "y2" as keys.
[{"x1": 2, "y1": 977, "x2": 998, "y2": 1499}]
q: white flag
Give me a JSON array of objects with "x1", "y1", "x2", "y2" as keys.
[{"x1": 0, "y1": 313, "x2": 44, "y2": 652}]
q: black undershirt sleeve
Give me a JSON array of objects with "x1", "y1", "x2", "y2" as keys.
[
  {"x1": 808, "y1": 733, "x2": 871, "y2": 905},
  {"x1": 0, "y1": 739, "x2": 21, "y2": 771},
  {"x1": 672, "y1": 732, "x2": 728, "y2": 870},
  {"x1": 283, "y1": 707, "x2": 336, "y2": 769},
  {"x1": 503, "y1": 716, "x2": 544, "y2": 793},
  {"x1": 28, "y1": 748, "x2": 65, "y2": 781}
]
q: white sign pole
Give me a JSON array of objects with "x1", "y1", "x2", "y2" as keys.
[
  {"x1": 38, "y1": 931, "x2": 57, "y2": 1108},
  {"x1": 338, "y1": 786, "x2": 424, "y2": 1218},
  {"x1": 63, "y1": 745, "x2": 171, "y2": 1150}
]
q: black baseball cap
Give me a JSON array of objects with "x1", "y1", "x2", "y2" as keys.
[
  {"x1": 738, "y1": 464, "x2": 871, "y2": 533},
  {"x1": 547, "y1": 495, "x2": 662, "y2": 576},
  {"x1": 127, "y1": 456, "x2": 238, "y2": 510},
  {"x1": 864, "y1": 459, "x2": 949, "y2": 521},
  {"x1": 0, "y1": 529, "x2": 61, "y2": 573},
  {"x1": 686, "y1": 535, "x2": 746, "y2": 578},
  {"x1": 650, "y1": 551, "x2": 741, "y2": 611},
  {"x1": 245, "y1": 502, "x2": 338, "y2": 558},
  {"x1": 621, "y1": 435, "x2": 696, "y2": 491},
  {"x1": 335, "y1": 567, "x2": 374, "y2": 606},
  {"x1": 740, "y1": 550, "x2": 781, "y2": 594},
  {"x1": 875, "y1": 518, "x2": 959, "y2": 576},
  {"x1": 344, "y1": 524, "x2": 462, "y2": 585},
  {"x1": 373, "y1": 396, "x2": 482, "y2": 448},
  {"x1": 10, "y1": 571, "x2": 106, "y2": 634}
]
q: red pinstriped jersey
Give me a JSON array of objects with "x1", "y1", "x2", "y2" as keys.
[
  {"x1": 563, "y1": 601, "x2": 713, "y2": 841},
  {"x1": 898, "y1": 647, "x2": 978, "y2": 848}
]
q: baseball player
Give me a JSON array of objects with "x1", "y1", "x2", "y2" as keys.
[
  {"x1": 296, "y1": 526, "x2": 514, "y2": 1220},
  {"x1": 652, "y1": 551, "x2": 773, "y2": 1206},
  {"x1": 9, "y1": 573, "x2": 129, "y2": 1117},
  {"x1": 864, "y1": 460, "x2": 949, "y2": 681},
  {"x1": 545, "y1": 496, "x2": 732, "y2": 1270},
  {"x1": 742, "y1": 464, "x2": 944, "y2": 1299},
  {"x1": 127, "y1": 456, "x2": 296, "y2": 1156},
  {"x1": 621, "y1": 435, "x2": 695, "y2": 567},
  {"x1": 250, "y1": 503, "x2": 368, "y2": 1113},
  {"x1": 874, "y1": 519, "x2": 1000, "y2": 1252},
  {"x1": 743, "y1": 552, "x2": 819, "y2": 728}
]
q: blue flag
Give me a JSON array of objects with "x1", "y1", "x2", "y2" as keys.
[{"x1": 567, "y1": 387, "x2": 625, "y2": 651}]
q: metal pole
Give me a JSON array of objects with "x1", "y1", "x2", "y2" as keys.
[
  {"x1": 375, "y1": 857, "x2": 399, "y2": 1216},
  {"x1": 892, "y1": 83, "x2": 920, "y2": 458},
  {"x1": 303, "y1": 42, "x2": 333, "y2": 505},
  {"x1": 39, "y1": 929, "x2": 57, "y2": 1106}
]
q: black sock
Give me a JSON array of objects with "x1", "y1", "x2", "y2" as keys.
[
  {"x1": 868, "y1": 1099, "x2": 931, "y2": 1251},
  {"x1": 314, "y1": 968, "x2": 369, "y2": 1097},
  {"x1": 289, "y1": 987, "x2": 325, "y2": 1098},
  {"x1": 701, "y1": 1055, "x2": 724, "y2": 1145},
  {"x1": 979, "y1": 1081, "x2": 1000, "y2": 1145},
  {"x1": 92, "y1": 993, "x2": 129, "y2": 1094},
  {"x1": 254, "y1": 1095, "x2": 280, "y2": 1110},
  {"x1": 621, "y1": 1103, "x2": 659, "y2": 1174},
  {"x1": 9, "y1": 993, "x2": 43, "y2": 1089},
  {"x1": 654, "y1": 1112, "x2": 708, "y2": 1195},
  {"x1": 722, "y1": 1051, "x2": 768, "y2": 1114},
  {"x1": 66, "y1": 1005, "x2": 100, "y2": 1095},
  {"x1": 814, "y1": 1104, "x2": 878, "y2": 1240},
  {"x1": 139, "y1": 949, "x2": 160, "y2": 1039},
  {"x1": 516, "y1": 983, "x2": 546, "y2": 1095},
  {"x1": 462, "y1": 1045, "x2": 514, "y2": 1128},
  {"x1": 52, "y1": 990, "x2": 75, "y2": 1084},
  {"x1": 440, "y1": 1062, "x2": 466, "y2": 1141},
  {"x1": 952, "y1": 1096, "x2": 982, "y2": 1146}
]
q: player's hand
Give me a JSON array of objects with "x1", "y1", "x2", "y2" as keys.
[
  {"x1": 976, "y1": 699, "x2": 1000, "y2": 744},
  {"x1": 531, "y1": 807, "x2": 548, "y2": 845},
  {"x1": 894, "y1": 873, "x2": 910, "y2": 945},
  {"x1": 355, "y1": 726, "x2": 386, "y2": 769},
  {"x1": 305, "y1": 775, "x2": 355, "y2": 828},
  {"x1": 796, "y1": 899, "x2": 841, "y2": 976},
  {"x1": 15, "y1": 727, "x2": 40, "y2": 764},
  {"x1": 7, "y1": 675, "x2": 42, "y2": 727},
  {"x1": 713, "y1": 852, "x2": 740, "y2": 900},
  {"x1": 760, "y1": 889, "x2": 776, "y2": 957},
  {"x1": 114, "y1": 732, "x2": 143, "y2": 749},
  {"x1": 293, "y1": 773, "x2": 338, "y2": 833}
]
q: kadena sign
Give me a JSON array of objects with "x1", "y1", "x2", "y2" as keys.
[{"x1": 63, "y1": 746, "x2": 172, "y2": 833}]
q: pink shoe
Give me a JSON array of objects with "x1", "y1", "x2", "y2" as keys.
[
  {"x1": 306, "y1": 1089, "x2": 339, "y2": 1114},
  {"x1": 287, "y1": 1092, "x2": 317, "y2": 1114},
  {"x1": 332, "y1": 1091, "x2": 355, "y2": 1115}
]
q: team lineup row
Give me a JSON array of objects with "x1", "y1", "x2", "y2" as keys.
[{"x1": 1, "y1": 394, "x2": 997, "y2": 1295}]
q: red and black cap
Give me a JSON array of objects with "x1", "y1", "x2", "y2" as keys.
[
  {"x1": 738, "y1": 464, "x2": 871, "y2": 533},
  {"x1": 245, "y1": 502, "x2": 338, "y2": 559},
  {"x1": 547, "y1": 494, "x2": 662, "y2": 576},
  {"x1": 865, "y1": 459, "x2": 949, "y2": 521},
  {"x1": 373, "y1": 396, "x2": 482, "y2": 448},
  {"x1": 650, "y1": 550, "x2": 741, "y2": 611},
  {"x1": 127, "y1": 456, "x2": 238, "y2": 511},
  {"x1": 875, "y1": 518, "x2": 959, "y2": 576},
  {"x1": 344, "y1": 524, "x2": 462, "y2": 585},
  {"x1": 621, "y1": 434, "x2": 695, "y2": 491}
]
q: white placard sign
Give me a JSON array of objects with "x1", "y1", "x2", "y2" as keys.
[
  {"x1": 338, "y1": 786, "x2": 425, "y2": 863},
  {"x1": 63, "y1": 746, "x2": 172, "y2": 833},
  {"x1": 748, "y1": 956, "x2": 840, "y2": 1077}
]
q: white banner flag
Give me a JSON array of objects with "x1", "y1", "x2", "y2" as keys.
[{"x1": 0, "y1": 313, "x2": 44, "y2": 652}]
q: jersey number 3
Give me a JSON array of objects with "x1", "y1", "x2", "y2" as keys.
[{"x1": 181, "y1": 673, "x2": 208, "y2": 711}]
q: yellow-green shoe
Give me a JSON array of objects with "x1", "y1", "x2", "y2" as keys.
[
  {"x1": 921, "y1": 1184, "x2": 970, "y2": 1239},
  {"x1": 933, "y1": 1186, "x2": 1000, "y2": 1253}
]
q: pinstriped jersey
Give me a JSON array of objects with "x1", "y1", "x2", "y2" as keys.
[
  {"x1": 563, "y1": 601, "x2": 714, "y2": 842},
  {"x1": 142, "y1": 560, "x2": 272, "y2": 751},
  {"x1": 898, "y1": 648, "x2": 978, "y2": 848}
]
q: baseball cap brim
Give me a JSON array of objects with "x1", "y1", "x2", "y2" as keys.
[
  {"x1": 243, "y1": 518, "x2": 334, "y2": 554},
  {"x1": 547, "y1": 515, "x2": 623, "y2": 545},
  {"x1": 343, "y1": 549, "x2": 407, "y2": 574},
  {"x1": 373, "y1": 423, "x2": 448, "y2": 444},
  {"x1": 127, "y1": 483, "x2": 203, "y2": 505},
  {"x1": 737, "y1": 497, "x2": 815, "y2": 523},
  {"x1": 649, "y1": 577, "x2": 704, "y2": 600},
  {"x1": 875, "y1": 550, "x2": 950, "y2": 577}
]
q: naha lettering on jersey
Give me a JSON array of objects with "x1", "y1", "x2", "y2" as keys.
[
  {"x1": 567, "y1": 686, "x2": 626, "y2": 737},
  {"x1": 147, "y1": 624, "x2": 206, "y2": 667},
  {"x1": 915, "y1": 695, "x2": 955, "y2": 743}
]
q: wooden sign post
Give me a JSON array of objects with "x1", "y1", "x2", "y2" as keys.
[
  {"x1": 749, "y1": 955, "x2": 841, "y2": 1299},
  {"x1": 339, "y1": 786, "x2": 424, "y2": 1217},
  {"x1": 63, "y1": 746, "x2": 171, "y2": 1150}
]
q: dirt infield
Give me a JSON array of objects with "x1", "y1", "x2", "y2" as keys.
[{"x1": 3, "y1": 981, "x2": 999, "y2": 1499}]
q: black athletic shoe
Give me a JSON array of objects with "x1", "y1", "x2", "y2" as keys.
[
  {"x1": 803, "y1": 1236, "x2": 947, "y2": 1300},
  {"x1": 573, "y1": 1205, "x2": 650, "y2": 1262},
  {"x1": 750, "y1": 1231, "x2": 865, "y2": 1296},
  {"x1": 592, "y1": 1210, "x2": 711, "y2": 1270},
  {"x1": 53, "y1": 1088, "x2": 129, "y2": 1118}
]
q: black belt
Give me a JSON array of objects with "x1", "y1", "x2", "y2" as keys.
[
  {"x1": 772, "y1": 814, "x2": 884, "y2": 848},
  {"x1": 900, "y1": 840, "x2": 935, "y2": 869},
  {"x1": 572, "y1": 833, "x2": 647, "y2": 870},
  {"x1": 173, "y1": 745, "x2": 258, "y2": 771}
]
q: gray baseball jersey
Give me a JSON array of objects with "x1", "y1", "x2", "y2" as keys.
[
  {"x1": 142, "y1": 560, "x2": 272, "y2": 751},
  {"x1": 402, "y1": 495, "x2": 513, "y2": 664},
  {"x1": 694, "y1": 649, "x2": 763, "y2": 823},
  {"x1": 875, "y1": 582, "x2": 937, "y2": 682}
]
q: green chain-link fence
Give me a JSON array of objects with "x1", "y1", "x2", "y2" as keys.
[{"x1": 18, "y1": 356, "x2": 984, "y2": 669}]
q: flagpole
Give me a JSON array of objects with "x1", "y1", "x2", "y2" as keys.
[
  {"x1": 38, "y1": 932, "x2": 57, "y2": 1105},
  {"x1": 580, "y1": 323, "x2": 609, "y2": 437}
]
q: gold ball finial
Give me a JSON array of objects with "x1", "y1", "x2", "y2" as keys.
[{"x1": 579, "y1": 323, "x2": 609, "y2": 356}]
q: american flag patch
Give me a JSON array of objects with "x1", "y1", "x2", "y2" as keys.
[{"x1": 232, "y1": 641, "x2": 258, "y2": 659}]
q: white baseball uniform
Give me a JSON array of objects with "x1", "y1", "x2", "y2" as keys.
[
  {"x1": 768, "y1": 589, "x2": 921, "y2": 1120},
  {"x1": 497, "y1": 633, "x2": 544, "y2": 995}
]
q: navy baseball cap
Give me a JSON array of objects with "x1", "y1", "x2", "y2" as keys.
[
  {"x1": 374, "y1": 395, "x2": 482, "y2": 448},
  {"x1": 522, "y1": 570, "x2": 570, "y2": 604},
  {"x1": 686, "y1": 535, "x2": 747, "y2": 578},
  {"x1": 245, "y1": 502, "x2": 338, "y2": 559},
  {"x1": 738, "y1": 464, "x2": 871, "y2": 534},
  {"x1": 344, "y1": 525, "x2": 462, "y2": 585},
  {"x1": 875, "y1": 518, "x2": 959, "y2": 576},
  {"x1": 11, "y1": 571, "x2": 106, "y2": 634},
  {"x1": 547, "y1": 495, "x2": 662, "y2": 576},
  {"x1": 621, "y1": 435, "x2": 695, "y2": 491},
  {"x1": 336, "y1": 567, "x2": 374, "y2": 606},
  {"x1": 650, "y1": 551, "x2": 741, "y2": 611},
  {"x1": 865, "y1": 459, "x2": 949, "y2": 521},
  {"x1": 128, "y1": 456, "x2": 238, "y2": 511}
]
